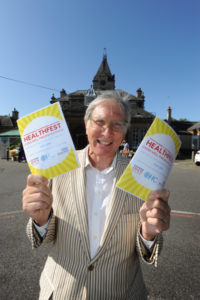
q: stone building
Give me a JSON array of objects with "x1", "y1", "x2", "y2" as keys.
[
  {"x1": 165, "y1": 106, "x2": 197, "y2": 158},
  {"x1": 0, "y1": 108, "x2": 19, "y2": 159},
  {"x1": 187, "y1": 122, "x2": 200, "y2": 151},
  {"x1": 0, "y1": 108, "x2": 19, "y2": 133},
  {"x1": 50, "y1": 54, "x2": 155, "y2": 150}
]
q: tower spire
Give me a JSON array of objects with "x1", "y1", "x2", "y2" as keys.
[
  {"x1": 93, "y1": 51, "x2": 115, "y2": 90},
  {"x1": 103, "y1": 48, "x2": 107, "y2": 60}
]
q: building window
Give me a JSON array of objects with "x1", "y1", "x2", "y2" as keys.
[{"x1": 132, "y1": 128, "x2": 147, "y2": 149}]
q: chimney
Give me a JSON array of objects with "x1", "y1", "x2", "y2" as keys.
[
  {"x1": 12, "y1": 108, "x2": 19, "y2": 121},
  {"x1": 167, "y1": 106, "x2": 172, "y2": 122},
  {"x1": 60, "y1": 88, "x2": 67, "y2": 98},
  {"x1": 50, "y1": 94, "x2": 56, "y2": 104},
  {"x1": 136, "y1": 88, "x2": 142, "y2": 98}
]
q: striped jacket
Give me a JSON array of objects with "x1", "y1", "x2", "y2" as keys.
[{"x1": 27, "y1": 147, "x2": 163, "y2": 300}]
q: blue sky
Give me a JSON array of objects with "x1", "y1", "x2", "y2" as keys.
[{"x1": 0, "y1": 0, "x2": 199, "y2": 121}]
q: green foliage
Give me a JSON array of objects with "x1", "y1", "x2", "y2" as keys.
[
  {"x1": 171, "y1": 118, "x2": 188, "y2": 122},
  {"x1": 179, "y1": 118, "x2": 188, "y2": 121},
  {"x1": 9, "y1": 145, "x2": 16, "y2": 150},
  {"x1": 9, "y1": 142, "x2": 20, "y2": 150}
]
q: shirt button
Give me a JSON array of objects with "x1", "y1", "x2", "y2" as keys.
[
  {"x1": 94, "y1": 212, "x2": 98, "y2": 216},
  {"x1": 88, "y1": 265, "x2": 94, "y2": 271},
  {"x1": 94, "y1": 235, "x2": 97, "y2": 240},
  {"x1": 97, "y1": 190, "x2": 101, "y2": 195}
]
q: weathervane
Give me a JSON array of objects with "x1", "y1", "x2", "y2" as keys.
[{"x1": 103, "y1": 48, "x2": 107, "y2": 59}]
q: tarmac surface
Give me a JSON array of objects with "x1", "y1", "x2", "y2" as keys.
[
  {"x1": 0, "y1": 158, "x2": 200, "y2": 299},
  {"x1": 143, "y1": 159, "x2": 200, "y2": 299}
]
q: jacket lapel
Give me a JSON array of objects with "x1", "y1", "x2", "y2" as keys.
[{"x1": 70, "y1": 147, "x2": 90, "y2": 260}]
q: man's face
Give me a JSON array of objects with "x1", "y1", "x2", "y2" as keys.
[{"x1": 85, "y1": 101, "x2": 126, "y2": 160}]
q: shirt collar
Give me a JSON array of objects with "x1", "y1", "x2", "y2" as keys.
[{"x1": 85, "y1": 150, "x2": 117, "y2": 175}]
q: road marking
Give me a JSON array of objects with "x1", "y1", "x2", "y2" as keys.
[
  {"x1": 0, "y1": 210, "x2": 23, "y2": 217},
  {"x1": 0, "y1": 209, "x2": 199, "y2": 220},
  {"x1": 1, "y1": 215, "x2": 15, "y2": 219},
  {"x1": 171, "y1": 210, "x2": 200, "y2": 218},
  {"x1": 171, "y1": 213, "x2": 194, "y2": 218}
]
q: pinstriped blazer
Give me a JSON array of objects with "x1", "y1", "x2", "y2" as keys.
[{"x1": 27, "y1": 146, "x2": 163, "y2": 300}]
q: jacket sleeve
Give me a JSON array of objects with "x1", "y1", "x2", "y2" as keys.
[
  {"x1": 136, "y1": 222, "x2": 163, "y2": 267},
  {"x1": 26, "y1": 178, "x2": 58, "y2": 249},
  {"x1": 26, "y1": 211, "x2": 57, "y2": 249}
]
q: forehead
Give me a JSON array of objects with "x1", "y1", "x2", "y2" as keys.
[{"x1": 92, "y1": 101, "x2": 125, "y2": 120}]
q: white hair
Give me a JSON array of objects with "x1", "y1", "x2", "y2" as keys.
[{"x1": 84, "y1": 92, "x2": 131, "y2": 132}]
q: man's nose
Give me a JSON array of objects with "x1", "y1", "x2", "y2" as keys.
[{"x1": 103, "y1": 125, "x2": 113, "y2": 135}]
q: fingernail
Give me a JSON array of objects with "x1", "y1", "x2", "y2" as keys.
[{"x1": 148, "y1": 193, "x2": 154, "y2": 200}]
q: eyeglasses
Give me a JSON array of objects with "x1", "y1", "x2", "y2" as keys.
[{"x1": 90, "y1": 118, "x2": 127, "y2": 132}]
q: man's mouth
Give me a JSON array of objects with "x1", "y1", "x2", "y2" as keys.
[{"x1": 97, "y1": 140, "x2": 112, "y2": 146}]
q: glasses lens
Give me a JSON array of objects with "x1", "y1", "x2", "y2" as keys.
[
  {"x1": 112, "y1": 122, "x2": 125, "y2": 132},
  {"x1": 91, "y1": 119, "x2": 126, "y2": 132}
]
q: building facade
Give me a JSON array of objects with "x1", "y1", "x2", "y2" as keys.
[
  {"x1": 165, "y1": 106, "x2": 197, "y2": 157},
  {"x1": 187, "y1": 122, "x2": 200, "y2": 151},
  {"x1": 0, "y1": 108, "x2": 20, "y2": 159},
  {"x1": 50, "y1": 54, "x2": 155, "y2": 150},
  {"x1": 0, "y1": 108, "x2": 19, "y2": 133}
]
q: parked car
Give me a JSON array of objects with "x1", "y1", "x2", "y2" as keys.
[{"x1": 194, "y1": 150, "x2": 200, "y2": 165}]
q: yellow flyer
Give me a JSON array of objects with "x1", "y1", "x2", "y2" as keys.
[
  {"x1": 17, "y1": 102, "x2": 80, "y2": 179},
  {"x1": 116, "y1": 117, "x2": 181, "y2": 201}
]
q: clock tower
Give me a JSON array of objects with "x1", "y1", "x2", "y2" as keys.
[{"x1": 93, "y1": 49, "x2": 115, "y2": 90}]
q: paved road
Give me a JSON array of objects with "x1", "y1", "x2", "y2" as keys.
[
  {"x1": 0, "y1": 159, "x2": 200, "y2": 299},
  {"x1": 143, "y1": 160, "x2": 200, "y2": 299},
  {"x1": 0, "y1": 160, "x2": 49, "y2": 300}
]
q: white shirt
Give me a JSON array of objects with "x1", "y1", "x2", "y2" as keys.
[
  {"x1": 34, "y1": 152, "x2": 154, "y2": 257},
  {"x1": 85, "y1": 152, "x2": 117, "y2": 258}
]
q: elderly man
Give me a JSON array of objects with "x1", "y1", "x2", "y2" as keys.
[{"x1": 22, "y1": 92, "x2": 170, "y2": 299}]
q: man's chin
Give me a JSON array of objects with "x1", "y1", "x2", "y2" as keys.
[{"x1": 94, "y1": 148, "x2": 115, "y2": 157}]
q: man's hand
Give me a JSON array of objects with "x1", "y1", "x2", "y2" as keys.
[
  {"x1": 139, "y1": 189, "x2": 171, "y2": 241},
  {"x1": 22, "y1": 174, "x2": 53, "y2": 226}
]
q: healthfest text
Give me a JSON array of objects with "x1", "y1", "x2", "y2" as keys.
[
  {"x1": 143, "y1": 137, "x2": 174, "y2": 164},
  {"x1": 23, "y1": 121, "x2": 62, "y2": 145}
]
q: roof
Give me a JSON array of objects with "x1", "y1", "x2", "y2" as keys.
[
  {"x1": 69, "y1": 90, "x2": 87, "y2": 96},
  {"x1": 0, "y1": 129, "x2": 20, "y2": 137},
  {"x1": 165, "y1": 120, "x2": 196, "y2": 134},
  {"x1": 0, "y1": 116, "x2": 13, "y2": 127},
  {"x1": 93, "y1": 56, "x2": 112, "y2": 78},
  {"x1": 187, "y1": 122, "x2": 200, "y2": 131},
  {"x1": 115, "y1": 89, "x2": 137, "y2": 100},
  {"x1": 132, "y1": 109, "x2": 155, "y2": 119},
  {"x1": 67, "y1": 89, "x2": 137, "y2": 100}
]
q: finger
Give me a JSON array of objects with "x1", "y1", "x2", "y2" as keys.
[
  {"x1": 27, "y1": 174, "x2": 48, "y2": 186},
  {"x1": 23, "y1": 184, "x2": 53, "y2": 206},
  {"x1": 139, "y1": 202, "x2": 149, "y2": 221},
  {"x1": 23, "y1": 199, "x2": 50, "y2": 211},
  {"x1": 23, "y1": 185, "x2": 52, "y2": 204},
  {"x1": 146, "y1": 198, "x2": 171, "y2": 214},
  {"x1": 146, "y1": 207, "x2": 171, "y2": 223},
  {"x1": 148, "y1": 189, "x2": 170, "y2": 203},
  {"x1": 145, "y1": 217, "x2": 170, "y2": 232},
  {"x1": 24, "y1": 187, "x2": 52, "y2": 202},
  {"x1": 22, "y1": 191, "x2": 53, "y2": 216},
  {"x1": 140, "y1": 199, "x2": 171, "y2": 226},
  {"x1": 142, "y1": 220, "x2": 168, "y2": 237}
]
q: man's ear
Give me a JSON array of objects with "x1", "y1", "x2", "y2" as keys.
[
  {"x1": 85, "y1": 120, "x2": 89, "y2": 135},
  {"x1": 85, "y1": 120, "x2": 88, "y2": 128}
]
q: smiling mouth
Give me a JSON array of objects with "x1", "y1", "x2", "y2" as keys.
[{"x1": 97, "y1": 140, "x2": 112, "y2": 146}]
